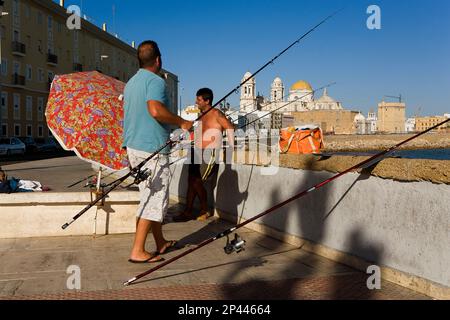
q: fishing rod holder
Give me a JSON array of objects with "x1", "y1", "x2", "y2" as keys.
[
  {"x1": 224, "y1": 233, "x2": 246, "y2": 255},
  {"x1": 90, "y1": 186, "x2": 105, "y2": 207}
]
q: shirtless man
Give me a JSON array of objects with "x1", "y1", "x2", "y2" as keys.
[{"x1": 173, "y1": 88, "x2": 234, "y2": 222}]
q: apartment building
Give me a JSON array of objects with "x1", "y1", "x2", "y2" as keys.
[
  {"x1": 415, "y1": 115, "x2": 449, "y2": 133},
  {"x1": 0, "y1": 0, "x2": 178, "y2": 139}
]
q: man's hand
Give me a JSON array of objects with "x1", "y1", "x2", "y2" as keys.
[{"x1": 180, "y1": 120, "x2": 193, "y2": 131}]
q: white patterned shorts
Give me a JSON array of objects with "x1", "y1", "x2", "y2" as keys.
[{"x1": 127, "y1": 147, "x2": 171, "y2": 222}]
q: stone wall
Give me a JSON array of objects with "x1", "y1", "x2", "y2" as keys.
[
  {"x1": 291, "y1": 110, "x2": 359, "y2": 134},
  {"x1": 169, "y1": 155, "x2": 450, "y2": 298}
]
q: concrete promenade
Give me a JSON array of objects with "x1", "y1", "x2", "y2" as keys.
[{"x1": 0, "y1": 157, "x2": 432, "y2": 299}]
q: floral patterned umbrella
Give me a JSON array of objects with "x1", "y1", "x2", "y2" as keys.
[{"x1": 46, "y1": 71, "x2": 129, "y2": 170}]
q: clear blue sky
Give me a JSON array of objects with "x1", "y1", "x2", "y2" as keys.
[{"x1": 60, "y1": 0, "x2": 450, "y2": 117}]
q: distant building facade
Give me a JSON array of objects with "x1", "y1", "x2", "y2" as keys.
[
  {"x1": 415, "y1": 115, "x2": 449, "y2": 133},
  {"x1": 377, "y1": 101, "x2": 406, "y2": 133},
  {"x1": 405, "y1": 118, "x2": 416, "y2": 133},
  {"x1": 238, "y1": 72, "x2": 361, "y2": 134},
  {"x1": 290, "y1": 109, "x2": 359, "y2": 135}
]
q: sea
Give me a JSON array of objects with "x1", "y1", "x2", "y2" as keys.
[{"x1": 328, "y1": 148, "x2": 450, "y2": 160}]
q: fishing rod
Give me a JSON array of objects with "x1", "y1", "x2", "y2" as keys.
[
  {"x1": 167, "y1": 82, "x2": 336, "y2": 164},
  {"x1": 66, "y1": 169, "x2": 118, "y2": 189},
  {"x1": 61, "y1": 9, "x2": 342, "y2": 230},
  {"x1": 67, "y1": 173, "x2": 97, "y2": 188},
  {"x1": 123, "y1": 117, "x2": 450, "y2": 286}
]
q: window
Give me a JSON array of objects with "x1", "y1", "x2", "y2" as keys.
[
  {"x1": 57, "y1": 21, "x2": 62, "y2": 33},
  {"x1": 26, "y1": 125, "x2": 32, "y2": 137},
  {"x1": 1, "y1": 59, "x2": 7, "y2": 75},
  {"x1": 26, "y1": 65, "x2": 32, "y2": 81},
  {"x1": 13, "y1": 0, "x2": 19, "y2": 13},
  {"x1": 13, "y1": 61, "x2": 20, "y2": 75},
  {"x1": 13, "y1": 94, "x2": 21, "y2": 120},
  {"x1": 48, "y1": 71, "x2": 54, "y2": 83},
  {"x1": 1, "y1": 92, "x2": 8, "y2": 120},
  {"x1": 38, "y1": 68, "x2": 44, "y2": 82},
  {"x1": 14, "y1": 124, "x2": 21, "y2": 137},
  {"x1": 26, "y1": 96, "x2": 33, "y2": 121},
  {"x1": 37, "y1": 11, "x2": 43, "y2": 25},
  {"x1": 37, "y1": 97, "x2": 44, "y2": 121},
  {"x1": 1, "y1": 124, "x2": 7, "y2": 137},
  {"x1": 25, "y1": 4, "x2": 30, "y2": 19},
  {"x1": 38, "y1": 125, "x2": 43, "y2": 138},
  {"x1": 38, "y1": 39, "x2": 43, "y2": 53},
  {"x1": 13, "y1": 30, "x2": 19, "y2": 42}
]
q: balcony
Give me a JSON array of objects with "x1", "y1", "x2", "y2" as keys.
[
  {"x1": 47, "y1": 53, "x2": 58, "y2": 66},
  {"x1": 12, "y1": 41, "x2": 26, "y2": 57},
  {"x1": 12, "y1": 74, "x2": 26, "y2": 88},
  {"x1": 73, "y1": 63, "x2": 83, "y2": 72}
]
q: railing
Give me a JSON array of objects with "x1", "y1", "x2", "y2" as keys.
[
  {"x1": 47, "y1": 53, "x2": 58, "y2": 65},
  {"x1": 12, "y1": 41, "x2": 26, "y2": 55},
  {"x1": 12, "y1": 74, "x2": 26, "y2": 86},
  {"x1": 73, "y1": 63, "x2": 83, "y2": 72}
]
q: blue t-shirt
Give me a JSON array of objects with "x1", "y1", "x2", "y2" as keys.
[{"x1": 122, "y1": 69, "x2": 170, "y2": 153}]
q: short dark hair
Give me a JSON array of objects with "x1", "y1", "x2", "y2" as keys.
[
  {"x1": 196, "y1": 88, "x2": 214, "y2": 105},
  {"x1": 137, "y1": 40, "x2": 161, "y2": 68}
]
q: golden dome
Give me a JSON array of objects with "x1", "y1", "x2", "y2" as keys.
[
  {"x1": 185, "y1": 106, "x2": 201, "y2": 114},
  {"x1": 290, "y1": 80, "x2": 313, "y2": 91}
]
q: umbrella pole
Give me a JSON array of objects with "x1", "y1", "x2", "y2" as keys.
[{"x1": 93, "y1": 168, "x2": 103, "y2": 237}]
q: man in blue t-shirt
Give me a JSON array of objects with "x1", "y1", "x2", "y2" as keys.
[{"x1": 123, "y1": 40, "x2": 192, "y2": 263}]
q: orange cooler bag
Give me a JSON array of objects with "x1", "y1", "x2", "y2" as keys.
[{"x1": 279, "y1": 125, "x2": 324, "y2": 154}]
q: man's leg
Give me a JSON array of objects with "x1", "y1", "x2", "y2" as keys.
[
  {"x1": 130, "y1": 217, "x2": 161, "y2": 261},
  {"x1": 173, "y1": 165, "x2": 200, "y2": 221},
  {"x1": 184, "y1": 175, "x2": 197, "y2": 215},
  {"x1": 193, "y1": 177, "x2": 208, "y2": 213},
  {"x1": 151, "y1": 221, "x2": 176, "y2": 253}
]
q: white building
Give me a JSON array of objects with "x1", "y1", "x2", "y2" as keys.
[
  {"x1": 405, "y1": 118, "x2": 416, "y2": 133},
  {"x1": 239, "y1": 72, "x2": 256, "y2": 113},
  {"x1": 354, "y1": 112, "x2": 366, "y2": 135},
  {"x1": 180, "y1": 105, "x2": 200, "y2": 121},
  {"x1": 367, "y1": 110, "x2": 378, "y2": 134},
  {"x1": 239, "y1": 73, "x2": 343, "y2": 113}
]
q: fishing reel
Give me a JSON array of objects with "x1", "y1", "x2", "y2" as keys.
[
  {"x1": 132, "y1": 168, "x2": 152, "y2": 185},
  {"x1": 224, "y1": 233, "x2": 246, "y2": 255},
  {"x1": 84, "y1": 176, "x2": 106, "y2": 189}
]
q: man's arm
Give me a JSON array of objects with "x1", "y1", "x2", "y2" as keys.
[
  {"x1": 147, "y1": 100, "x2": 192, "y2": 130},
  {"x1": 216, "y1": 111, "x2": 235, "y2": 147}
]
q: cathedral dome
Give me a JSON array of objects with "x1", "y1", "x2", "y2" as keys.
[
  {"x1": 290, "y1": 80, "x2": 313, "y2": 91},
  {"x1": 316, "y1": 88, "x2": 336, "y2": 103},
  {"x1": 354, "y1": 112, "x2": 366, "y2": 122}
]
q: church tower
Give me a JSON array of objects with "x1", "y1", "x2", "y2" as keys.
[
  {"x1": 240, "y1": 71, "x2": 256, "y2": 113},
  {"x1": 270, "y1": 77, "x2": 284, "y2": 103}
]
